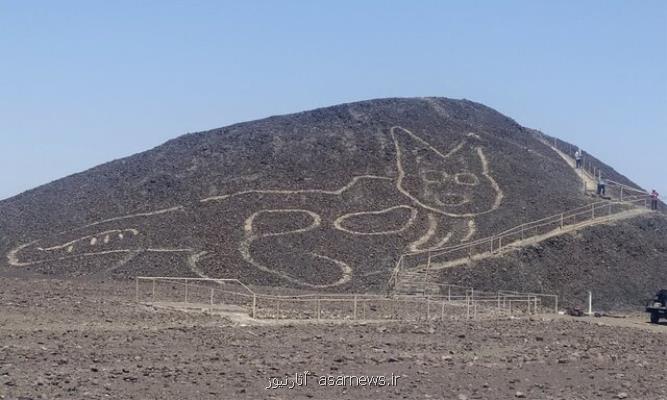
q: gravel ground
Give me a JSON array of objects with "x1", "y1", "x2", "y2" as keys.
[{"x1": 1, "y1": 276, "x2": 666, "y2": 400}]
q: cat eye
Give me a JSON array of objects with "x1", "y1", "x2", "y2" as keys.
[{"x1": 454, "y1": 172, "x2": 479, "y2": 186}]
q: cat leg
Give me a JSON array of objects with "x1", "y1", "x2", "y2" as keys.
[{"x1": 240, "y1": 209, "x2": 352, "y2": 288}]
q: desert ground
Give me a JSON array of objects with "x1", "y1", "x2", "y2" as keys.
[{"x1": 1, "y1": 275, "x2": 666, "y2": 400}]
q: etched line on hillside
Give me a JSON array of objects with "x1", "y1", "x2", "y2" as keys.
[
  {"x1": 408, "y1": 214, "x2": 454, "y2": 252},
  {"x1": 8, "y1": 125, "x2": 505, "y2": 288},
  {"x1": 102, "y1": 251, "x2": 140, "y2": 274},
  {"x1": 408, "y1": 213, "x2": 438, "y2": 252},
  {"x1": 187, "y1": 251, "x2": 211, "y2": 280},
  {"x1": 461, "y1": 220, "x2": 476, "y2": 242},
  {"x1": 71, "y1": 206, "x2": 186, "y2": 232},
  {"x1": 476, "y1": 147, "x2": 504, "y2": 212},
  {"x1": 240, "y1": 209, "x2": 351, "y2": 287},
  {"x1": 200, "y1": 175, "x2": 393, "y2": 203},
  {"x1": 7, "y1": 242, "x2": 37, "y2": 267},
  {"x1": 7, "y1": 246, "x2": 193, "y2": 267},
  {"x1": 333, "y1": 205, "x2": 418, "y2": 236},
  {"x1": 244, "y1": 209, "x2": 322, "y2": 237},
  {"x1": 391, "y1": 126, "x2": 504, "y2": 218},
  {"x1": 38, "y1": 229, "x2": 139, "y2": 252}
]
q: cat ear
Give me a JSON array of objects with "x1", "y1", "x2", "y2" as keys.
[{"x1": 391, "y1": 126, "x2": 466, "y2": 162}]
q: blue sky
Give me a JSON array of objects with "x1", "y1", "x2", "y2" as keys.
[{"x1": 1, "y1": 0, "x2": 665, "y2": 200}]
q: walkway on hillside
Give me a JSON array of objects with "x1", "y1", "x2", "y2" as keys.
[
  {"x1": 429, "y1": 207, "x2": 650, "y2": 270},
  {"x1": 392, "y1": 135, "x2": 656, "y2": 295},
  {"x1": 550, "y1": 143, "x2": 597, "y2": 192}
]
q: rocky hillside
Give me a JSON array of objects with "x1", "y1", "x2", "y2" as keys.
[{"x1": 0, "y1": 97, "x2": 663, "y2": 305}]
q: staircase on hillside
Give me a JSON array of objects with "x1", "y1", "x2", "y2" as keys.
[{"x1": 392, "y1": 270, "x2": 441, "y2": 296}]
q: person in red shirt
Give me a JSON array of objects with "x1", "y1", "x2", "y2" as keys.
[{"x1": 650, "y1": 189, "x2": 659, "y2": 210}]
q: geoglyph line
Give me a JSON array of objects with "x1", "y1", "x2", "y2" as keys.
[
  {"x1": 7, "y1": 247, "x2": 194, "y2": 267},
  {"x1": 240, "y1": 208, "x2": 352, "y2": 288},
  {"x1": 244, "y1": 209, "x2": 322, "y2": 237},
  {"x1": 8, "y1": 125, "x2": 504, "y2": 289},
  {"x1": 333, "y1": 205, "x2": 418, "y2": 236},
  {"x1": 71, "y1": 206, "x2": 186, "y2": 231},
  {"x1": 408, "y1": 213, "x2": 438, "y2": 252},
  {"x1": 200, "y1": 175, "x2": 393, "y2": 203},
  {"x1": 461, "y1": 220, "x2": 477, "y2": 242},
  {"x1": 391, "y1": 126, "x2": 504, "y2": 218},
  {"x1": 39, "y1": 229, "x2": 139, "y2": 252}
]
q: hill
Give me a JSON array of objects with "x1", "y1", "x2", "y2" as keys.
[{"x1": 1, "y1": 97, "x2": 664, "y2": 307}]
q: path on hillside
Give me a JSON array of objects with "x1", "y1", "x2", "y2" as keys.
[
  {"x1": 428, "y1": 207, "x2": 650, "y2": 270},
  {"x1": 392, "y1": 138, "x2": 655, "y2": 294},
  {"x1": 393, "y1": 206, "x2": 652, "y2": 295},
  {"x1": 549, "y1": 143, "x2": 597, "y2": 192}
]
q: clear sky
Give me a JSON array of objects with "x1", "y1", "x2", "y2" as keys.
[{"x1": 1, "y1": 1, "x2": 665, "y2": 200}]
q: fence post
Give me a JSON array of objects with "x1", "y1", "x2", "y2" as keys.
[
  {"x1": 135, "y1": 278, "x2": 139, "y2": 302},
  {"x1": 252, "y1": 294, "x2": 256, "y2": 319},
  {"x1": 448, "y1": 285, "x2": 451, "y2": 301},
  {"x1": 210, "y1": 288, "x2": 214, "y2": 305},
  {"x1": 441, "y1": 301, "x2": 445, "y2": 321},
  {"x1": 184, "y1": 279, "x2": 188, "y2": 303},
  {"x1": 391, "y1": 297, "x2": 396, "y2": 320},
  {"x1": 592, "y1": 204, "x2": 595, "y2": 219},
  {"x1": 423, "y1": 255, "x2": 432, "y2": 295},
  {"x1": 490, "y1": 236, "x2": 494, "y2": 253},
  {"x1": 353, "y1": 295, "x2": 358, "y2": 320},
  {"x1": 554, "y1": 296, "x2": 558, "y2": 314},
  {"x1": 316, "y1": 297, "x2": 321, "y2": 320},
  {"x1": 620, "y1": 186, "x2": 623, "y2": 201},
  {"x1": 426, "y1": 297, "x2": 430, "y2": 320},
  {"x1": 466, "y1": 295, "x2": 470, "y2": 320},
  {"x1": 560, "y1": 213, "x2": 564, "y2": 229}
]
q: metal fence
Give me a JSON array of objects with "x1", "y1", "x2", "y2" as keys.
[
  {"x1": 389, "y1": 195, "x2": 652, "y2": 293},
  {"x1": 135, "y1": 277, "x2": 551, "y2": 322}
]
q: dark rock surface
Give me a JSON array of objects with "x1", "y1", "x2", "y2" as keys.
[
  {"x1": 440, "y1": 215, "x2": 667, "y2": 310},
  {"x1": 0, "y1": 97, "x2": 663, "y2": 305}
]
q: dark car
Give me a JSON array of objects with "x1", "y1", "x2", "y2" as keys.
[{"x1": 646, "y1": 290, "x2": 667, "y2": 324}]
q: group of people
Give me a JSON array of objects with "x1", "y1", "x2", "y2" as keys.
[{"x1": 575, "y1": 148, "x2": 659, "y2": 210}]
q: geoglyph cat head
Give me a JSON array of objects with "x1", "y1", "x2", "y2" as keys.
[{"x1": 391, "y1": 126, "x2": 503, "y2": 217}]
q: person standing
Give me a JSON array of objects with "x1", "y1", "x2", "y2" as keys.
[
  {"x1": 575, "y1": 149, "x2": 582, "y2": 169},
  {"x1": 597, "y1": 175, "x2": 606, "y2": 196},
  {"x1": 651, "y1": 189, "x2": 659, "y2": 210}
]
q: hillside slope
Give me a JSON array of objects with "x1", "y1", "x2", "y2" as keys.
[{"x1": 0, "y1": 97, "x2": 663, "y2": 302}]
